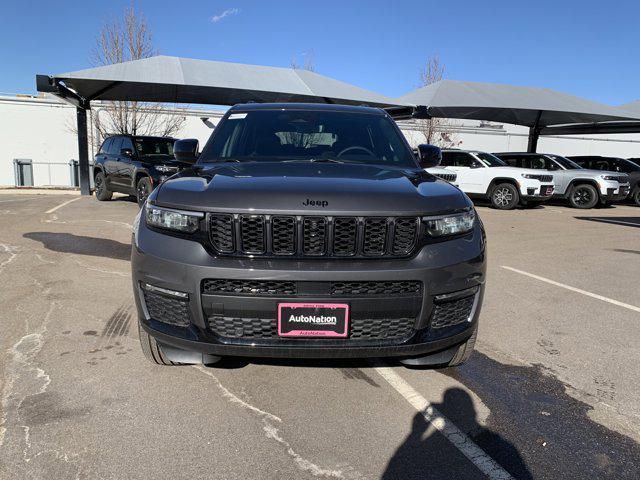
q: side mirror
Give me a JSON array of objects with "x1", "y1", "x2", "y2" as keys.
[
  {"x1": 174, "y1": 139, "x2": 199, "y2": 163},
  {"x1": 417, "y1": 144, "x2": 442, "y2": 168},
  {"x1": 470, "y1": 161, "x2": 482, "y2": 169},
  {"x1": 120, "y1": 148, "x2": 133, "y2": 157}
]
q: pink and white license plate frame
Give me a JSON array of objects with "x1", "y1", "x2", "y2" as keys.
[{"x1": 277, "y1": 303, "x2": 349, "y2": 338}]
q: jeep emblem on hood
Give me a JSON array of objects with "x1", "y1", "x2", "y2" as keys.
[{"x1": 303, "y1": 199, "x2": 328, "y2": 207}]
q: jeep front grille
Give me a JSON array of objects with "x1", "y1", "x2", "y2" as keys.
[
  {"x1": 208, "y1": 214, "x2": 419, "y2": 258},
  {"x1": 433, "y1": 173, "x2": 457, "y2": 183},
  {"x1": 611, "y1": 176, "x2": 629, "y2": 184}
]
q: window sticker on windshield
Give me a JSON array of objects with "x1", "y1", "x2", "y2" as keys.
[{"x1": 228, "y1": 113, "x2": 247, "y2": 120}]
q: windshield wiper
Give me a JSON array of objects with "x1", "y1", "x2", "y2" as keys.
[{"x1": 309, "y1": 158, "x2": 345, "y2": 163}]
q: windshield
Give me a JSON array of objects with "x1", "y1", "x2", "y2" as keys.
[
  {"x1": 475, "y1": 152, "x2": 507, "y2": 167},
  {"x1": 548, "y1": 155, "x2": 582, "y2": 170},
  {"x1": 611, "y1": 158, "x2": 640, "y2": 173},
  {"x1": 198, "y1": 110, "x2": 417, "y2": 167},
  {"x1": 134, "y1": 138, "x2": 174, "y2": 157}
]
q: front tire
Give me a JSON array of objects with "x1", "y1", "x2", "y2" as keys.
[
  {"x1": 136, "y1": 177, "x2": 152, "y2": 207},
  {"x1": 490, "y1": 183, "x2": 519, "y2": 210},
  {"x1": 446, "y1": 325, "x2": 478, "y2": 367},
  {"x1": 138, "y1": 322, "x2": 176, "y2": 366},
  {"x1": 94, "y1": 172, "x2": 112, "y2": 201},
  {"x1": 632, "y1": 187, "x2": 640, "y2": 207},
  {"x1": 569, "y1": 184, "x2": 599, "y2": 209}
]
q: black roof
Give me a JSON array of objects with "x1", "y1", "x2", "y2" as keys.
[
  {"x1": 105, "y1": 134, "x2": 176, "y2": 140},
  {"x1": 493, "y1": 152, "x2": 553, "y2": 156},
  {"x1": 229, "y1": 102, "x2": 385, "y2": 115}
]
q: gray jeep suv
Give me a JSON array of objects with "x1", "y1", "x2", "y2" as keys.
[{"x1": 132, "y1": 103, "x2": 486, "y2": 368}]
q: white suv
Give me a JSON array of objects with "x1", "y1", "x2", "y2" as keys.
[{"x1": 440, "y1": 150, "x2": 555, "y2": 209}]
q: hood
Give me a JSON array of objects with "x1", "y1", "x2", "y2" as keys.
[
  {"x1": 555, "y1": 168, "x2": 630, "y2": 180},
  {"x1": 492, "y1": 166, "x2": 554, "y2": 177},
  {"x1": 153, "y1": 162, "x2": 470, "y2": 215}
]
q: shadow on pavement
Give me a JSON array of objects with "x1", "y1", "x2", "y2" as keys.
[
  {"x1": 382, "y1": 387, "x2": 532, "y2": 480},
  {"x1": 23, "y1": 232, "x2": 131, "y2": 261},
  {"x1": 574, "y1": 216, "x2": 640, "y2": 228}
]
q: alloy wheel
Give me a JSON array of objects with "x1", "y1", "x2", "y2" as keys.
[
  {"x1": 138, "y1": 183, "x2": 149, "y2": 203},
  {"x1": 493, "y1": 187, "x2": 513, "y2": 207},
  {"x1": 572, "y1": 188, "x2": 592, "y2": 206}
]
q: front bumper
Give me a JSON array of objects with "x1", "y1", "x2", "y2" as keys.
[
  {"x1": 131, "y1": 219, "x2": 486, "y2": 359},
  {"x1": 601, "y1": 184, "x2": 631, "y2": 202},
  {"x1": 522, "y1": 184, "x2": 554, "y2": 202}
]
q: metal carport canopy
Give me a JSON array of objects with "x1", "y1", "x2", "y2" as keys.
[
  {"x1": 36, "y1": 55, "x2": 407, "y2": 195},
  {"x1": 37, "y1": 55, "x2": 403, "y2": 108},
  {"x1": 397, "y1": 79, "x2": 640, "y2": 151}
]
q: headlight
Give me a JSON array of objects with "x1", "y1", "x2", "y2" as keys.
[
  {"x1": 601, "y1": 175, "x2": 621, "y2": 182},
  {"x1": 155, "y1": 165, "x2": 179, "y2": 173},
  {"x1": 145, "y1": 205, "x2": 203, "y2": 233},
  {"x1": 521, "y1": 174, "x2": 541, "y2": 180},
  {"x1": 423, "y1": 210, "x2": 475, "y2": 237}
]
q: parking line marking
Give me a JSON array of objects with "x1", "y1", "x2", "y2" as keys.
[
  {"x1": 373, "y1": 365, "x2": 514, "y2": 480},
  {"x1": 502, "y1": 266, "x2": 640, "y2": 313},
  {"x1": 45, "y1": 197, "x2": 81, "y2": 214}
]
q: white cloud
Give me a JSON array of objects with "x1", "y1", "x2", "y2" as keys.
[{"x1": 211, "y1": 8, "x2": 240, "y2": 23}]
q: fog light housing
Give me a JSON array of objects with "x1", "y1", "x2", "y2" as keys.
[{"x1": 141, "y1": 282, "x2": 189, "y2": 299}]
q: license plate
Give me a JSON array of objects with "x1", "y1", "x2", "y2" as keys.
[
  {"x1": 542, "y1": 186, "x2": 554, "y2": 196},
  {"x1": 278, "y1": 303, "x2": 349, "y2": 338}
]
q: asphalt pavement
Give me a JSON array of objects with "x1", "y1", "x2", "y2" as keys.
[{"x1": 1, "y1": 193, "x2": 639, "y2": 479}]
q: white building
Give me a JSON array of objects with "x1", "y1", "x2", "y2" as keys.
[{"x1": 2, "y1": 93, "x2": 639, "y2": 188}]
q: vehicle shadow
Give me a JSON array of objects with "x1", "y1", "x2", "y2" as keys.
[
  {"x1": 23, "y1": 232, "x2": 131, "y2": 261},
  {"x1": 381, "y1": 387, "x2": 532, "y2": 480},
  {"x1": 574, "y1": 216, "x2": 640, "y2": 228}
]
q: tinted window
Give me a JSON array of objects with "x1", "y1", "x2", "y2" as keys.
[
  {"x1": 199, "y1": 110, "x2": 416, "y2": 167},
  {"x1": 121, "y1": 137, "x2": 134, "y2": 151},
  {"x1": 99, "y1": 138, "x2": 112, "y2": 154},
  {"x1": 606, "y1": 158, "x2": 640, "y2": 173},
  {"x1": 134, "y1": 138, "x2": 174, "y2": 156},
  {"x1": 548, "y1": 155, "x2": 581, "y2": 170},
  {"x1": 475, "y1": 152, "x2": 506, "y2": 167},
  {"x1": 441, "y1": 152, "x2": 476, "y2": 167},
  {"x1": 109, "y1": 137, "x2": 123, "y2": 154},
  {"x1": 498, "y1": 156, "x2": 522, "y2": 168}
]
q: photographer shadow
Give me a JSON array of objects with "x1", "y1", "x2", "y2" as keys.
[{"x1": 382, "y1": 387, "x2": 532, "y2": 480}]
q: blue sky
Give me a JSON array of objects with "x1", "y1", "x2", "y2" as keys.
[{"x1": 1, "y1": 0, "x2": 638, "y2": 105}]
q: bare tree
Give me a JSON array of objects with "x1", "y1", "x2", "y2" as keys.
[
  {"x1": 290, "y1": 50, "x2": 316, "y2": 72},
  {"x1": 89, "y1": 7, "x2": 185, "y2": 141},
  {"x1": 415, "y1": 55, "x2": 461, "y2": 148}
]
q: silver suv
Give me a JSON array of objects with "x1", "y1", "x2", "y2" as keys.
[{"x1": 494, "y1": 152, "x2": 631, "y2": 209}]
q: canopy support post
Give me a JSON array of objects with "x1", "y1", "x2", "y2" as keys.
[
  {"x1": 527, "y1": 110, "x2": 543, "y2": 153},
  {"x1": 76, "y1": 107, "x2": 91, "y2": 196}
]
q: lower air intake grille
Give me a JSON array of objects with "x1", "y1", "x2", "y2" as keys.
[
  {"x1": 430, "y1": 295, "x2": 475, "y2": 329},
  {"x1": 201, "y1": 280, "x2": 422, "y2": 297},
  {"x1": 331, "y1": 281, "x2": 421, "y2": 296},
  {"x1": 202, "y1": 279, "x2": 297, "y2": 296},
  {"x1": 208, "y1": 316, "x2": 415, "y2": 341},
  {"x1": 142, "y1": 290, "x2": 190, "y2": 327}
]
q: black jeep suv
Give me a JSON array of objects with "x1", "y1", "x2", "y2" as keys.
[
  {"x1": 132, "y1": 103, "x2": 486, "y2": 368},
  {"x1": 94, "y1": 135, "x2": 195, "y2": 206}
]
